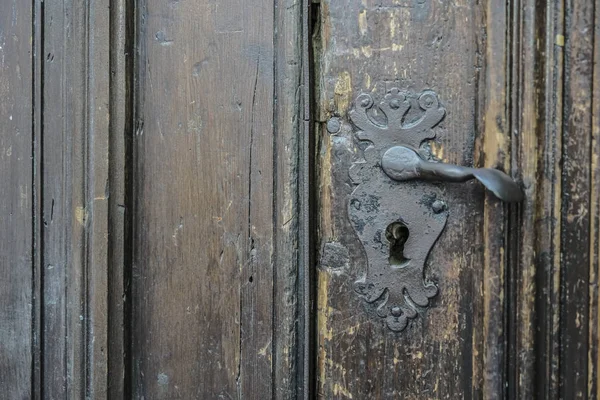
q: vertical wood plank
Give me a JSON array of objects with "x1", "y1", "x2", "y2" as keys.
[
  {"x1": 41, "y1": 3, "x2": 73, "y2": 392},
  {"x1": 506, "y1": 1, "x2": 538, "y2": 398},
  {"x1": 314, "y1": 0, "x2": 510, "y2": 398},
  {"x1": 273, "y1": 0, "x2": 307, "y2": 398},
  {"x1": 108, "y1": 0, "x2": 133, "y2": 397},
  {"x1": 508, "y1": 0, "x2": 564, "y2": 397},
  {"x1": 41, "y1": 0, "x2": 111, "y2": 396},
  {"x1": 591, "y1": 0, "x2": 600, "y2": 396},
  {"x1": 1, "y1": 0, "x2": 305, "y2": 396},
  {"x1": 130, "y1": 0, "x2": 306, "y2": 397},
  {"x1": 560, "y1": 0, "x2": 595, "y2": 397},
  {"x1": 0, "y1": 1, "x2": 33, "y2": 397},
  {"x1": 32, "y1": 0, "x2": 43, "y2": 396},
  {"x1": 477, "y1": 2, "x2": 509, "y2": 397}
]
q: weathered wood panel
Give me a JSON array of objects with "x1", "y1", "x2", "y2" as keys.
[
  {"x1": 274, "y1": 0, "x2": 309, "y2": 398},
  {"x1": 41, "y1": 0, "x2": 111, "y2": 397},
  {"x1": 3, "y1": 0, "x2": 306, "y2": 397},
  {"x1": 510, "y1": 0, "x2": 600, "y2": 397},
  {"x1": 508, "y1": 1, "x2": 556, "y2": 398},
  {"x1": 0, "y1": 2, "x2": 33, "y2": 398},
  {"x1": 108, "y1": 0, "x2": 132, "y2": 397},
  {"x1": 560, "y1": 0, "x2": 598, "y2": 398},
  {"x1": 591, "y1": 1, "x2": 600, "y2": 398},
  {"x1": 1, "y1": 0, "x2": 114, "y2": 397},
  {"x1": 477, "y1": 3, "x2": 510, "y2": 397},
  {"x1": 130, "y1": 0, "x2": 305, "y2": 398},
  {"x1": 314, "y1": 0, "x2": 600, "y2": 398},
  {"x1": 314, "y1": 1, "x2": 514, "y2": 398},
  {"x1": 3, "y1": 0, "x2": 599, "y2": 397}
]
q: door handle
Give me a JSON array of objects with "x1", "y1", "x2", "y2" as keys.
[
  {"x1": 380, "y1": 145, "x2": 523, "y2": 203},
  {"x1": 345, "y1": 88, "x2": 523, "y2": 332}
]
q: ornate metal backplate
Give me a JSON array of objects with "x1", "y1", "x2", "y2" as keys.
[{"x1": 347, "y1": 88, "x2": 447, "y2": 332}]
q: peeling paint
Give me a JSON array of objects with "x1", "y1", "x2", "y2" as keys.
[
  {"x1": 334, "y1": 71, "x2": 353, "y2": 114},
  {"x1": 333, "y1": 382, "x2": 353, "y2": 398},
  {"x1": 360, "y1": 45, "x2": 372, "y2": 58},
  {"x1": 431, "y1": 141, "x2": 445, "y2": 161},
  {"x1": 317, "y1": 270, "x2": 333, "y2": 393},
  {"x1": 358, "y1": 10, "x2": 368, "y2": 36},
  {"x1": 75, "y1": 206, "x2": 87, "y2": 226}
]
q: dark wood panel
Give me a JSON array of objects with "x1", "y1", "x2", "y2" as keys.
[
  {"x1": 130, "y1": 0, "x2": 304, "y2": 398},
  {"x1": 505, "y1": 2, "x2": 600, "y2": 398},
  {"x1": 560, "y1": 0, "x2": 597, "y2": 398},
  {"x1": 313, "y1": 1, "x2": 513, "y2": 398},
  {"x1": 39, "y1": 0, "x2": 111, "y2": 397},
  {"x1": 2, "y1": 0, "x2": 598, "y2": 397},
  {"x1": 590, "y1": 1, "x2": 600, "y2": 398},
  {"x1": 273, "y1": 0, "x2": 309, "y2": 398},
  {"x1": 108, "y1": 0, "x2": 133, "y2": 397},
  {"x1": 313, "y1": 0, "x2": 600, "y2": 398},
  {"x1": 509, "y1": 0, "x2": 561, "y2": 397},
  {"x1": 0, "y1": 2, "x2": 33, "y2": 398},
  {"x1": 476, "y1": 2, "x2": 510, "y2": 397},
  {"x1": 41, "y1": 1, "x2": 72, "y2": 393}
]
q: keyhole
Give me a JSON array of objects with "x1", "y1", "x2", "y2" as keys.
[{"x1": 385, "y1": 221, "x2": 410, "y2": 267}]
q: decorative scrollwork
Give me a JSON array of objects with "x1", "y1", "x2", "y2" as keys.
[
  {"x1": 348, "y1": 88, "x2": 447, "y2": 331},
  {"x1": 348, "y1": 89, "x2": 445, "y2": 150}
]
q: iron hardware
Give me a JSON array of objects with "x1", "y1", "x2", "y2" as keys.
[
  {"x1": 346, "y1": 88, "x2": 522, "y2": 331},
  {"x1": 381, "y1": 145, "x2": 523, "y2": 202}
]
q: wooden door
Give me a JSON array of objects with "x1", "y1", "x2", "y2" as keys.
[
  {"x1": 313, "y1": 0, "x2": 600, "y2": 398},
  {"x1": 1, "y1": 0, "x2": 309, "y2": 398},
  {"x1": 1, "y1": 0, "x2": 598, "y2": 399}
]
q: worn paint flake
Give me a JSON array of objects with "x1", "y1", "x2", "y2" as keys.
[{"x1": 334, "y1": 71, "x2": 353, "y2": 114}]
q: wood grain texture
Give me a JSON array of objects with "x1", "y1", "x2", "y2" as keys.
[
  {"x1": 41, "y1": 0, "x2": 111, "y2": 397},
  {"x1": 477, "y1": 3, "x2": 509, "y2": 397},
  {"x1": 314, "y1": 1, "x2": 511, "y2": 398},
  {"x1": 509, "y1": 0, "x2": 563, "y2": 397},
  {"x1": 2, "y1": 0, "x2": 599, "y2": 397},
  {"x1": 510, "y1": 2, "x2": 600, "y2": 398},
  {"x1": 0, "y1": 1, "x2": 33, "y2": 397},
  {"x1": 3, "y1": 0, "x2": 306, "y2": 397},
  {"x1": 0, "y1": 0, "x2": 113, "y2": 397},
  {"x1": 505, "y1": 0, "x2": 600, "y2": 397},
  {"x1": 108, "y1": 0, "x2": 133, "y2": 397},
  {"x1": 560, "y1": 0, "x2": 598, "y2": 398},
  {"x1": 314, "y1": 0, "x2": 600, "y2": 398},
  {"x1": 591, "y1": 1, "x2": 600, "y2": 398},
  {"x1": 130, "y1": 0, "x2": 305, "y2": 398},
  {"x1": 131, "y1": 0, "x2": 273, "y2": 395},
  {"x1": 274, "y1": 0, "x2": 307, "y2": 398}
]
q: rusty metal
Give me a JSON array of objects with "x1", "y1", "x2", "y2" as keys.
[{"x1": 347, "y1": 88, "x2": 522, "y2": 331}]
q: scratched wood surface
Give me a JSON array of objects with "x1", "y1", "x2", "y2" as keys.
[
  {"x1": 558, "y1": 0, "x2": 599, "y2": 398},
  {"x1": 314, "y1": 1, "x2": 507, "y2": 397},
  {"x1": 506, "y1": 0, "x2": 600, "y2": 398},
  {"x1": 314, "y1": 0, "x2": 600, "y2": 399},
  {"x1": 2, "y1": 0, "x2": 599, "y2": 398},
  {"x1": 0, "y1": 1, "x2": 33, "y2": 398},
  {"x1": 129, "y1": 0, "x2": 305, "y2": 398},
  {"x1": 0, "y1": 0, "x2": 113, "y2": 398},
  {"x1": 41, "y1": 2, "x2": 112, "y2": 398},
  {"x1": 1, "y1": 0, "x2": 305, "y2": 398}
]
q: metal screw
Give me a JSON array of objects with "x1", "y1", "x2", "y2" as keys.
[
  {"x1": 432, "y1": 200, "x2": 447, "y2": 214},
  {"x1": 326, "y1": 117, "x2": 342, "y2": 134}
]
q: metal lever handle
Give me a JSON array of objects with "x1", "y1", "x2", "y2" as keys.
[{"x1": 381, "y1": 146, "x2": 524, "y2": 202}]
